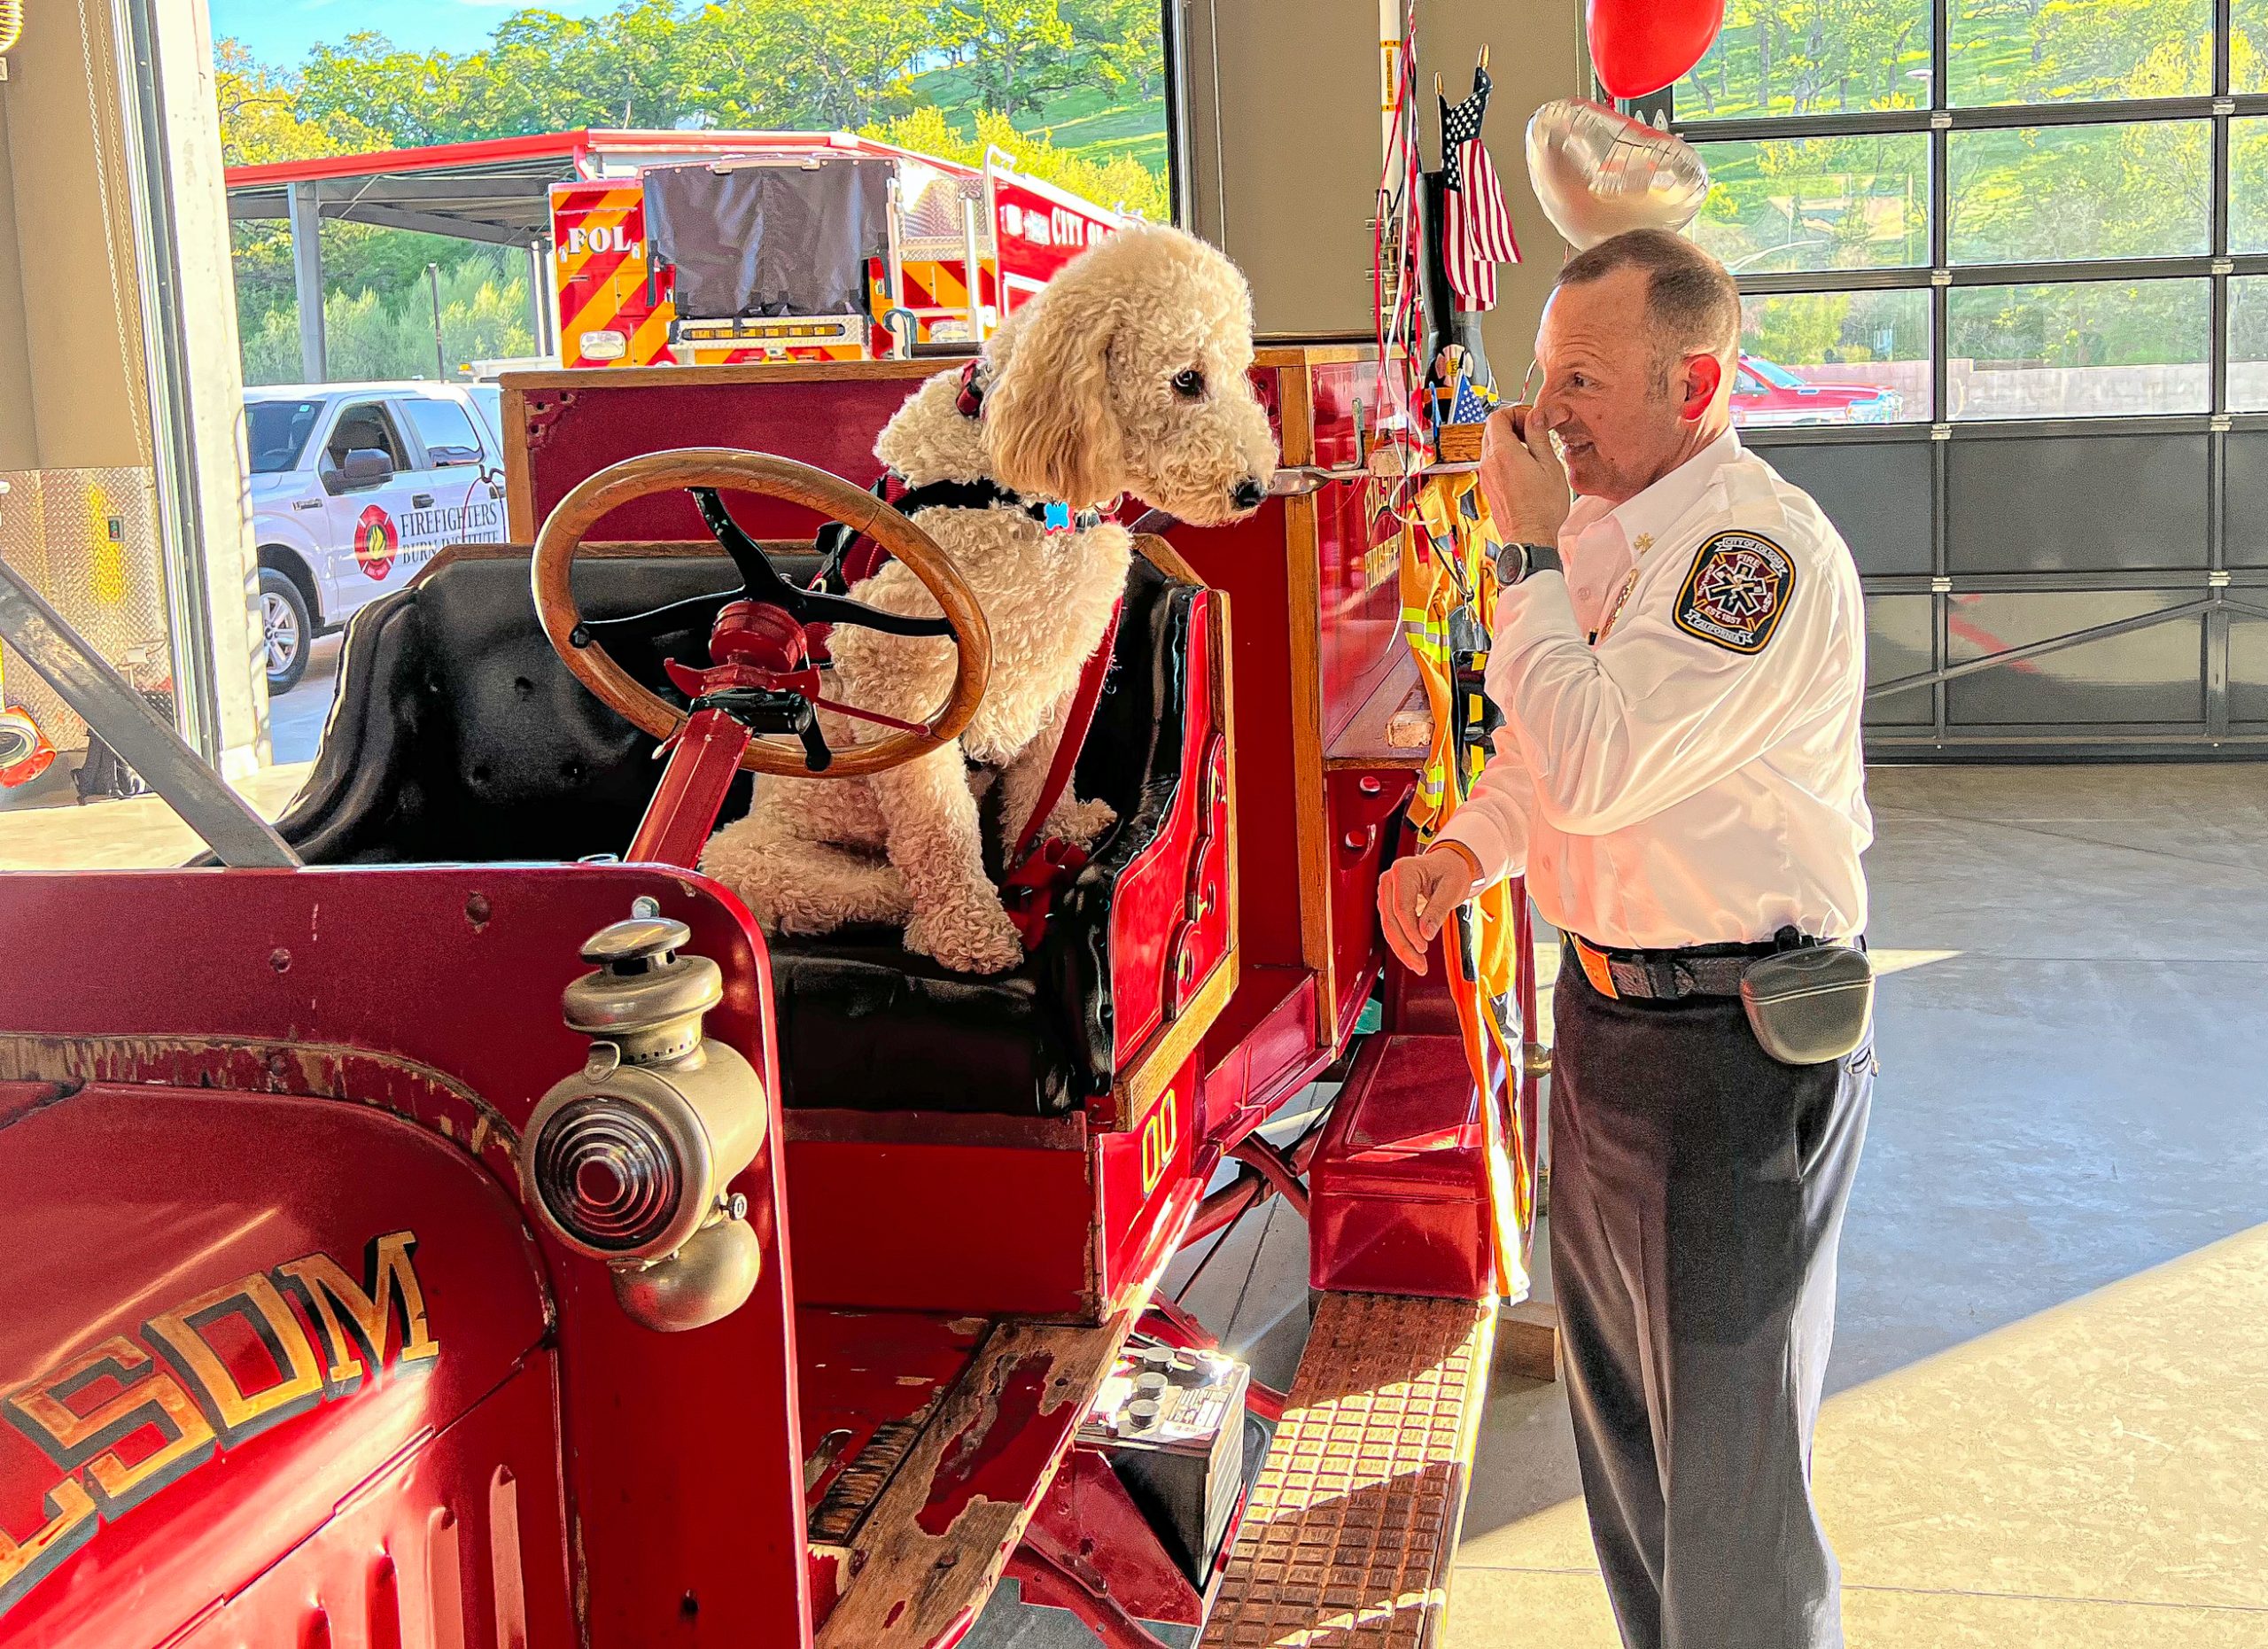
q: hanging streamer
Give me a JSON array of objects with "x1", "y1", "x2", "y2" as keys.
[{"x1": 1401, "y1": 469, "x2": 1537, "y2": 1293}]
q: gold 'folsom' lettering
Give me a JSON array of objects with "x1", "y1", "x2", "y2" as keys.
[
  {"x1": 144, "y1": 1274, "x2": 328, "y2": 1448},
  {"x1": 273, "y1": 1231, "x2": 440, "y2": 1395},
  {"x1": 2, "y1": 1337, "x2": 216, "y2": 1516},
  {"x1": 0, "y1": 1479, "x2": 96, "y2": 1618},
  {"x1": 0, "y1": 1231, "x2": 436, "y2": 1622}
]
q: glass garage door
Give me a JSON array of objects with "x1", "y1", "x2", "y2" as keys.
[{"x1": 1665, "y1": 0, "x2": 2268, "y2": 757}]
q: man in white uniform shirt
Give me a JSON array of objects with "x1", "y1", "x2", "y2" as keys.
[{"x1": 1379, "y1": 229, "x2": 1874, "y2": 1649}]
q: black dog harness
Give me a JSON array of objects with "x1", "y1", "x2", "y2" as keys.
[
  {"x1": 812, "y1": 476, "x2": 1105, "y2": 590},
  {"x1": 812, "y1": 357, "x2": 1102, "y2": 590},
  {"x1": 895, "y1": 476, "x2": 1103, "y2": 534}
]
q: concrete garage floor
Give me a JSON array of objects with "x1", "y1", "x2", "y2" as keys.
[
  {"x1": 0, "y1": 759, "x2": 311, "y2": 868},
  {"x1": 1171, "y1": 765, "x2": 2268, "y2": 1648},
  {"x1": 268, "y1": 632, "x2": 344, "y2": 766}
]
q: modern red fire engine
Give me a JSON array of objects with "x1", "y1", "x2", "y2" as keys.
[{"x1": 551, "y1": 135, "x2": 1122, "y2": 369}]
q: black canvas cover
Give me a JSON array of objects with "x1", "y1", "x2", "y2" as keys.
[{"x1": 643, "y1": 158, "x2": 893, "y2": 319}]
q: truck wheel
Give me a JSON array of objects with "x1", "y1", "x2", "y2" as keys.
[{"x1": 260, "y1": 568, "x2": 311, "y2": 694}]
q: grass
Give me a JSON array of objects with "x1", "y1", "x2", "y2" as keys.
[
  {"x1": 1682, "y1": 3, "x2": 2208, "y2": 121},
  {"x1": 909, "y1": 63, "x2": 1168, "y2": 178}
]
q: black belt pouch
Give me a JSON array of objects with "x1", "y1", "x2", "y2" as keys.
[{"x1": 1738, "y1": 935, "x2": 1874, "y2": 1065}]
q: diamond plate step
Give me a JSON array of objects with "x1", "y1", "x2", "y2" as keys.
[{"x1": 1200, "y1": 1291, "x2": 1497, "y2": 1648}]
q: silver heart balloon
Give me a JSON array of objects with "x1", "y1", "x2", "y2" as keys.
[{"x1": 1525, "y1": 98, "x2": 1710, "y2": 250}]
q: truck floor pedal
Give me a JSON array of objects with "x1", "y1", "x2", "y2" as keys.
[{"x1": 1200, "y1": 1291, "x2": 1496, "y2": 1648}]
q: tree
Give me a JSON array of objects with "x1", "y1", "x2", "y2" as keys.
[
  {"x1": 462, "y1": 4, "x2": 703, "y2": 133},
  {"x1": 931, "y1": 0, "x2": 1079, "y2": 118},
  {"x1": 241, "y1": 255, "x2": 536, "y2": 385},
  {"x1": 1063, "y1": 0, "x2": 1162, "y2": 98},
  {"x1": 697, "y1": 0, "x2": 933, "y2": 130},
  {"x1": 214, "y1": 39, "x2": 386, "y2": 165},
  {"x1": 217, "y1": 36, "x2": 524, "y2": 377},
  {"x1": 1748, "y1": 292, "x2": 1852, "y2": 362},
  {"x1": 1681, "y1": 0, "x2": 1930, "y2": 120},
  {"x1": 298, "y1": 33, "x2": 469, "y2": 146}
]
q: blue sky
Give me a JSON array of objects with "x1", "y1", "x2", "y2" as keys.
[{"x1": 210, "y1": 0, "x2": 619, "y2": 66}]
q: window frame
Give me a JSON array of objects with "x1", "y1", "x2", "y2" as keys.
[
  {"x1": 1676, "y1": 23, "x2": 2263, "y2": 430},
  {"x1": 1668, "y1": 0, "x2": 2268, "y2": 756},
  {"x1": 396, "y1": 395, "x2": 490, "y2": 470},
  {"x1": 319, "y1": 401, "x2": 411, "y2": 478}
]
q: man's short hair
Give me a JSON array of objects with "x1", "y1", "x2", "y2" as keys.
[{"x1": 1554, "y1": 229, "x2": 1741, "y2": 371}]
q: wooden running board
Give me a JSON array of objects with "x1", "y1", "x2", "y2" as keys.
[
  {"x1": 1199, "y1": 1292, "x2": 1497, "y2": 1649},
  {"x1": 813, "y1": 1312, "x2": 1134, "y2": 1648}
]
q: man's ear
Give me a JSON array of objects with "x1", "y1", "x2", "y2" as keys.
[{"x1": 1680, "y1": 353, "x2": 1727, "y2": 423}]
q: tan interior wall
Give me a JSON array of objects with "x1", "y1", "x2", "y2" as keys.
[
  {"x1": 0, "y1": 0, "x2": 151, "y2": 471},
  {"x1": 0, "y1": 108, "x2": 35, "y2": 471},
  {"x1": 1180, "y1": 0, "x2": 1383, "y2": 338},
  {"x1": 1180, "y1": 0, "x2": 1583, "y2": 377},
  {"x1": 1418, "y1": 0, "x2": 1585, "y2": 385}
]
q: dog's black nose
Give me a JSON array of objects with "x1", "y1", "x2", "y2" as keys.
[{"x1": 1231, "y1": 477, "x2": 1266, "y2": 510}]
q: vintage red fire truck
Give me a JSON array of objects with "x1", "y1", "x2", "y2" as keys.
[
  {"x1": 552, "y1": 135, "x2": 1124, "y2": 369},
  {"x1": 0, "y1": 336, "x2": 1540, "y2": 1648}
]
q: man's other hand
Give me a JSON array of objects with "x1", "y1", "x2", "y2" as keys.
[
  {"x1": 1480, "y1": 404, "x2": 1572, "y2": 546},
  {"x1": 1378, "y1": 846, "x2": 1479, "y2": 976}
]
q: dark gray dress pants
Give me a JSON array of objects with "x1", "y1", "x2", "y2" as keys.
[{"x1": 1550, "y1": 952, "x2": 1873, "y2": 1649}]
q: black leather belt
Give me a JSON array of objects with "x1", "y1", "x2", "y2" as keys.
[{"x1": 1566, "y1": 933, "x2": 1790, "y2": 1001}]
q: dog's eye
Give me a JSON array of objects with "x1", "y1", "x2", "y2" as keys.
[{"x1": 1172, "y1": 368, "x2": 1207, "y2": 400}]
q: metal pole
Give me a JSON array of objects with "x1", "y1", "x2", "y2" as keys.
[
  {"x1": 961, "y1": 195, "x2": 984, "y2": 342},
  {"x1": 1161, "y1": 0, "x2": 1194, "y2": 226},
  {"x1": 882, "y1": 177, "x2": 911, "y2": 358},
  {"x1": 112, "y1": 0, "x2": 221, "y2": 763},
  {"x1": 1929, "y1": 0, "x2": 1950, "y2": 743},
  {"x1": 427, "y1": 261, "x2": 447, "y2": 377},
  {"x1": 540, "y1": 234, "x2": 563, "y2": 362},
  {"x1": 886, "y1": 177, "x2": 905, "y2": 305},
  {"x1": 288, "y1": 179, "x2": 325, "y2": 382},
  {"x1": 0, "y1": 555, "x2": 298, "y2": 867},
  {"x1": 2210, "y1": 0, "x2": 2234, "y2": 743},
  {"x1": 527, "y1": 238, "x2": 555, "y2": 358}
]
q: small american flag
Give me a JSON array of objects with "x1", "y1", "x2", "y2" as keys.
[
  {"x1": 1449, "y1": 370, "x2": 1497, "y2": 424},
  {"x1": 1440, "y1": 65, "x2": 1520, "y2": 312}
]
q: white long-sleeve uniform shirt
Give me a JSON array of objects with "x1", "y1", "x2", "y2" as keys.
[{"x1": 1433, "y1": 430, "x2": 1872, "y2": 949}]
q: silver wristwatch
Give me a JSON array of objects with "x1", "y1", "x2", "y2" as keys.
[{"x1": 1493, "y1": 541, "x2": 1562, "y2": 586}]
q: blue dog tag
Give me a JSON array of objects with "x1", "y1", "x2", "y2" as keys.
[{"x1": 1043, "y1": 501, "x2": 1073, "y2": 533}]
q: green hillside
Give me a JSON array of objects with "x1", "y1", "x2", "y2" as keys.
[{"x1": 912, "y1": 63, "x2": 1168, "y2": 175}]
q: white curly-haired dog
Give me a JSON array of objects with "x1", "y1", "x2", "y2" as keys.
[{"x1": 702, "y1": 224, "x2": 1276, "y2": 974}]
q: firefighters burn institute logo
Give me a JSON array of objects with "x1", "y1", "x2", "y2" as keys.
[
  {"x1": 1674, "y1": 531, "x2": 1796, "y2": 655},
  {"x1": 354, "y1": 504, "x2": 400, "y2": 580}
]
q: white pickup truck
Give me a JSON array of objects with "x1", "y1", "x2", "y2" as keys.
[{"x1": 248, "y1": 382, "x2": 510, "y2": 690}]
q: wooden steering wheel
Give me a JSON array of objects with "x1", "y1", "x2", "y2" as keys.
[{"x1": 532, "y1": 448, "x2": 990, "y2": 778}]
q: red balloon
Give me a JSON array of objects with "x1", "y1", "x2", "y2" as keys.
[{"x1": 1588, "y1": 0, "x2": 1725, "y2": 100}]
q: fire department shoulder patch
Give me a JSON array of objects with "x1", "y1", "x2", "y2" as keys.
[{"x1": 1674, "y1": 530, "x2": 1796, "y2": 655}]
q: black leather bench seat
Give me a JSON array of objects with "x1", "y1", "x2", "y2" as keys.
[
  {"x1": 270, "y1": 546, "x2": 1196, "y2": 1119},
  {"x1": 766, "y1": 928, "x2": 1075, "y2": 1115}
]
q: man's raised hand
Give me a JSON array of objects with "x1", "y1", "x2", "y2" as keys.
[{"x1": 1480, "y1": 404, "x2": 1572, "y2": 546}]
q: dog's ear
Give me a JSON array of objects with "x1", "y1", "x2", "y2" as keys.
[{"x1": 986, "y1": 291, "x2": 1123, "y2": 508}]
